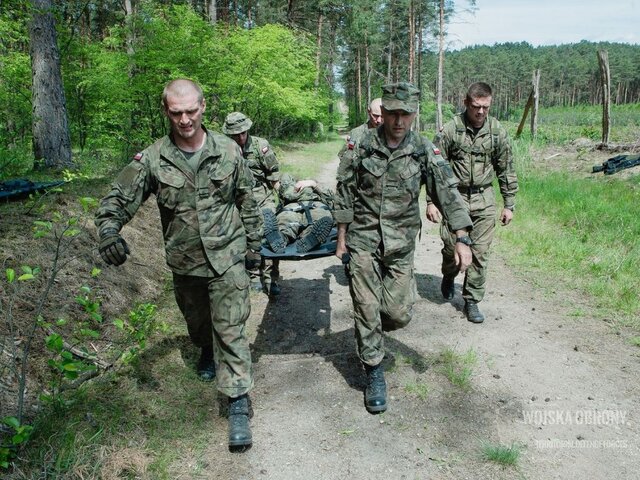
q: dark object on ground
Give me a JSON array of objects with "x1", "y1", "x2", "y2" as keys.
[
  {"x1": 464, "y1": 300, "x2": 485, "y2": 324},
  {"x1": 0, "y1": 178, "x2": 65, "y2": 201},
  {"x1": 592, "y1": 154, "x2": 640, "y2": 175},
  {"x1": 260, "y1": 227, "x2": 337, "y2": 261}
]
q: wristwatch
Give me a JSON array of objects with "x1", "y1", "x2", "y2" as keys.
[{"x1": 455, "y1": 235, "x2": 473, "y2": 246}]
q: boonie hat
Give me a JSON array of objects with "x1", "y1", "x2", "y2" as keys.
[
  {"x1": 381, "y1": 82, "x2": 420, "y2": 113},
  {"x1": 223, "y1": 112, "x2": 253, "y2": 134}
]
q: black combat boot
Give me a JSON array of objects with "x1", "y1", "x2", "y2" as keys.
[
  {"x1": 268, "y1": 281, "x2": 281, "y2": 296},
  {"x1": 228, "y1": 394, "x2": 252, "y2": 451},
  {"x1": 440, "y1": 275, "x2": 455, "y2": 300},
  {"x1": 364, "y1": 363, "x2": 387, "y2": 414},
  {"x1": 196, "y1": 345, "x2": 215, "y2": 381},
  {"x1": 295, "y1": 217, "x2": 334, "y2": 253},
  {"x1": 263, "y1": 210, "x2": 287, "y2": 253},
  {"x1": 464, "y1": 300, "x2": 485, "y2": 324}
]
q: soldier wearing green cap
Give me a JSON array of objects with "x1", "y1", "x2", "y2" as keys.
[
  {"x1": 223, "y1": 112, "x2": 282, "y2": 295},
  {"x1": 428, "y1": 82, "x2": 519, "y2": 324},
  {"x1": 334, "y1": 81, "x2": 473, "y2": 414}
]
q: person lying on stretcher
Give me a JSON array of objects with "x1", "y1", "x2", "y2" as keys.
[{"x1": 262, "y1": 173, "x2": 335, "y2": 254}]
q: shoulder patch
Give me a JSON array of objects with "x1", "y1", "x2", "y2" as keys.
[
  {"x1": 133, "y1": 152, "x2": 143, "y2": 161},
  {"x1": 261, "y1": 146, "x2": 269, "y2": 154},
  {"x1": 433, "y1": 147, "x2": 441, "y2": 155},
  {"x1": 347, "y1": 140, "x2": 356, "y2": 150}
]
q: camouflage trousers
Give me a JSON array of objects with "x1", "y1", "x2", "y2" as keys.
[
  {"x1": 440, "y1": 186, "x2": 497, "y2": 303},
  {"x1": 249, "y1": 203, "x2": 280, "y2": 290},
  {"x1": 347, "y1": 245, "x2": 417, "y2": 366},
  {"x1": 172, "y1": 262, "x2": 253, "y2": 397}
]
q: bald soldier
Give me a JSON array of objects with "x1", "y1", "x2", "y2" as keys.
[
  {"x1": 223, "y1": 112, "x2": 282, "y2": 296},
  {"x1": 334, "y1": 82, "x2": 473, "y2": 413},
  {"x1": 95, "y1": 79, "x2": 260, "y2": 450},
  {"x1": 337, "y1": 98, "x2": 383, "y2": 173}
]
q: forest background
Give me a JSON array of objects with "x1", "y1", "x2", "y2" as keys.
[{"x1": 1, "y1": 0, "x2": 640, "y2": 176}]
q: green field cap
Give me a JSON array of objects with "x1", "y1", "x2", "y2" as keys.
[{"x1": 381, "y1": 82, "x2": 420, "y2": 113}]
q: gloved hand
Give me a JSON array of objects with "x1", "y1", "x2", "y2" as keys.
[
  {"x1": 99, "y1": 231, "x2": 130, "y2": 266},
  {"x1": 245, "y1": 249, "x2": 261, "y2": 271}
]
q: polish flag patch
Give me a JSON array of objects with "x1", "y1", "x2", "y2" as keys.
[
  {"x1": 433, "y1": 147, "x2": 441, "y2": 155},
  {"x1": 262, "y1": 146, "x2": 269, "y2": 154},
  {"x1": 347, "y1": 140, "x2": 356, "y2": 150},
  {"x1": 133, "y1": 152, "x2": 143, "y2": 161}
]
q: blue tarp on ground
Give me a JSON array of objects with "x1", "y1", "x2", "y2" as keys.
[{"x1": 0, "y1": 179, "x2": 65, "y2": 201}]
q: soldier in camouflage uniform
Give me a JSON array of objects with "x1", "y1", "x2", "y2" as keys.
[
  {"x1": 95, "y1": 79, "x2": 260, "y2": 450},
  {"x1": 428, "y1": 82, "x2": 519, "y2": 324},
  {"x1": 336, "y1": 98, "x2": 383, "y2": 179},
  {"x1": 262, "y1": 173, "x2": 334, "y2": 253},
  {"x1": 334, "y1": 82, "x2": 473, "y2": 414},
  {"x1": 223, "y1": 112, "x2": 282, "y2": 296}
]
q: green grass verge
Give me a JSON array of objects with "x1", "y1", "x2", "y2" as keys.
[{"x1": 497, "y1": 138, "x2": 640, "y2": 328}]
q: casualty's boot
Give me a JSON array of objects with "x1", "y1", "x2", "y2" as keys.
[
  {"x1": 228, "y1": 394, "x2": 252, "y2": 451},
  {"x1": 196, "y1": 345, "x2": 216, "y2": 381},
  {"x1": 364, "y1": 363, "x2": 387, "y2": 413},
  {"x1": 263, "y1": 210, "x2": 287, "y2": 253},
  {"x1": 295, "y1": 216, "x2": 334, "y2": 253},
  {"x1": 440, "y1": 275, "x2": 455, "y2": 300},
  {"x1": 464, "y1": 300, "x2": 485, "y2": 324}
]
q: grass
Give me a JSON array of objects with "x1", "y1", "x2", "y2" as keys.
[
  {"x1": 404, "y1": 381, "x2": 429, "y2": 400},
  {"x1": 496, "y1": 137, "x2": 640, "y2": 328},
  {"x1": 437, "y1": 347, "x2": 477, "y2": 390},
  {"x1": 480, "y1": 441, "x2": 523, "y2": 466}
]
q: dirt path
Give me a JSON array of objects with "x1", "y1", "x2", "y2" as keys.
[{"x1": 198, "y1": 156, "x2": 639, "y2": 479}]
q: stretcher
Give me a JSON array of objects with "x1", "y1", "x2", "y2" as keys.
[{"x1": 259, "y1": 227, "x2": 337, "y2": 261}]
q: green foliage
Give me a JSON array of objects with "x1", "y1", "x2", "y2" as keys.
[
  {"x1": 1, "y1": 416, "x2": 33, "y2": 469},
  {"x1": 114, "y1": 302, "x2": 167, "y2": 363}
]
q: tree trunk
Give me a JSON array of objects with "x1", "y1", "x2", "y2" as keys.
[
  {"x1": 408, "y1": 0, "x2": 415, "y2": 83},
  {"x1": 208, "y1": 0, "x2": 217, "y2": 25},
  {"x1": 515, "y1": 90, "x2": 533, "y2": 138},
  {"x1": 315, "y1": 14, "x2": 323, "y2": 89},
  {"x1": 386, "y1": 17, "x2": 393, "y2": 83},
  {"x1": 597, "y1": 50, "x2": 611, "y2": 146},
  {"x1": 365, "y1": 32, "x2": 371, "y2": 106},
  {"x1": 531, "y1": 69, "x2": 540, "y2": 138},
  {"x1": 356, "y1": 47, "x2": 362, "y2": 123},
  {"x1": 436, "y1": 0, "x2": 445, "y2": 132},
  {"x1": 29, "y1": 0, "x2": 73, "y2": 169}
]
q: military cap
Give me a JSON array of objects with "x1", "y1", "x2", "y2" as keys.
[
  {"x1": 381, "y1": 82, "x2": 420, "y2": 113},
  {"x1": 223, "y1": 111, "x2": 253, "y2": 134}
]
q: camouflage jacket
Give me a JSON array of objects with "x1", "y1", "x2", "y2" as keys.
[
  {"x1": 431, "y1": 114, "x2": 518, "y2": 208},
  {"x1": 336, "y1": 122, "x2": 371, "y2": 180},
  {"x1": 242, "y1": 135, "x2": 281, "y2": 207},
  {"x1": 95, "y1": 128, "x2": 262, "y2": 277},
  {"x1": 277, "y1": 173, "x2": 334, "y2": 211},
  {"x1": 334, "y1": 127, "x2": 473, "y2": 255}
]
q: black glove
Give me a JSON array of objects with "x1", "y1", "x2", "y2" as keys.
[
  {"x1": 99, "y1": 231, "x2": 130, "y2": 266},
  {"x1": 245, "y1": 249, "x2": 261, "y2": 271}
]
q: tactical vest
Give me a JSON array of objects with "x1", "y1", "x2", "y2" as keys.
[{"x1": 452, "y1": 114, "x2": 501, "y2": 163}]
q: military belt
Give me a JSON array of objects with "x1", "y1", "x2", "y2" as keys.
[
  {"x1": 458, "y1": 184, "x2": 492, "y2": 195},
  {"x1": 281, "y1": 204, "x2": 331, "y2": 212}
]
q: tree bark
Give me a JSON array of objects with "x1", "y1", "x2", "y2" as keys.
[
  {"x1": 29, "y1": 0, "x2": 73, "y2": 169},
  {"x1": 436, "y1": 0, "x2": 445, "y2": 132},
  {"x1": 597, "y1": 50, "x2": 611, "y2": 146},
  {"x1": 531, "y1": 68, "x2": 540, "y2": 138},
  {"x1": 208, "y1": 0, "x2": 217, "y2": 25}
]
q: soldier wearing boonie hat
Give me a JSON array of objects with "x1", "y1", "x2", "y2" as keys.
[
  {"x1": 333, "y1": 80, "x2": 473, "y2": 415},
  {"x1": 223, "y1": 112, "x2": 282, "y2": 296}
]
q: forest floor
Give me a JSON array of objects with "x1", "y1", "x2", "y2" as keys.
[{"x1": 1, "y1": 139, "x2": 639, "y2": 479}]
